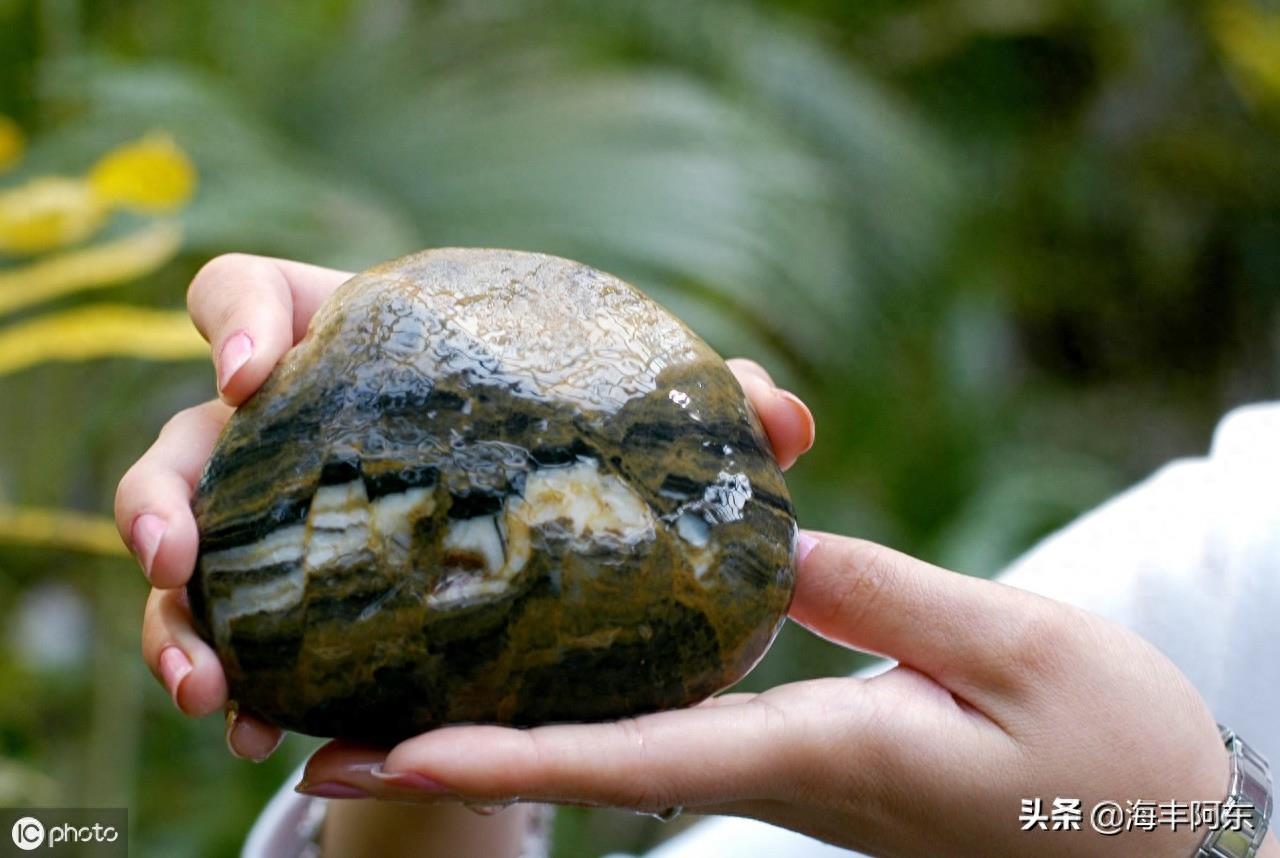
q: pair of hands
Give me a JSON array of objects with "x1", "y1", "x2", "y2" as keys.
[{"x1": 116, "y1": 254, "x2": 1237, "y2": 858}]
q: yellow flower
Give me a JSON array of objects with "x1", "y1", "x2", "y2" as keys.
[
  {"x1": 0, "y1": 133, "x2": 197, "y2": 255},
  {"x1": 0, "y1": 115, "x2": 23, "y2": 174},
  {"x1": 0, "y1": 177, "x2": 107, "y2": 255},
  {"x1": 87, "y1": 133, "x2": 197, "y2": 212}
]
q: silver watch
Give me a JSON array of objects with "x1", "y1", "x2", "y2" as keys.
[{"x1": 1196, "y1": 725, "x2": 1272, "y2": 858}]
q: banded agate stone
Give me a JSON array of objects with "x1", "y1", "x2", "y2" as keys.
[{"x1": 188, "y1": 248, "x2": 796, "y2": 740}]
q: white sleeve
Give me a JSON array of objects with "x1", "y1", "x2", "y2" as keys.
[
  {"x1": 246, "y1": 402, "x2": 1280, "y2": 858},
  {"x1": 995, "y1": 400, "x2": 1280, "y2": 766},
  {"x1": 242, "y1": 764, "x2": 322, "y2": 858}
]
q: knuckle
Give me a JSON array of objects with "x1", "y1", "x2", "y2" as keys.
[
  {"x1": 189, "y1": 254, "x2": 289, "y2": 333},
  {"x1": 115, "y1": 402, "x2": 211, "y2": 527},
  {"x1": 589, "y1": 720, "x2": 674, "y2": 810},
  {"x1": 140, "y1": 592, "x2": 163, "y2": 658},
  {"x1": 748, "y1": 695, "x2": 792, "y2": 742},
  {"x1": 613, "y1": 717, "x2": 649, "y2": 758},
  {"x1": 519, "y1": 726, "x2": 550, "y2": 773},
  {"x1": 189, "y1": 253, "x2": 251, "y2": 306},
  {"x1": 157, "y1": 412, "x2": 185, "y2": 441},
  {"x1": 113, "y1": 464, "x2": 147, "y2": 524},
  {"x1": 159, "y1": 403, "x2": 203, "y2": 438},
  {"x1": 515, "y1": 728, "x2": 566, "y2": 800},
  {"x1": 744, "y1": 695, "x2": 808, "y2": 793},
  {"x1": 728, "y1": 357, "x2": 774, "y2": 385}
]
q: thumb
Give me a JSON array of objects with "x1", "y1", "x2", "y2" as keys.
[{"x1": 789, "y1": 530, "x2": 1060, "y2": 714}]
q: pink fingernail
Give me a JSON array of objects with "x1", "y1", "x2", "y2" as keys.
[
  {"x1": 217, "y1": 331, "x2": 253, "y2": 392},
  {"x1": 295, "y1": 781, "x2": 369, "y2": 799},
  {"x1": 158, "y1": 646, "x2": 192, "y2": 708},
  {"x1": 370, "y1": 767, "x2": 453, "y2": 794},
  {"x1": 131, "y1": 514, "x2": 167, "y2": 580},
  {"x1": 795, "y1": 531, "x2": 819, "y2": 568},
  {"x1": 224, "y1": 703, "x2": 282, "y2": 763}
]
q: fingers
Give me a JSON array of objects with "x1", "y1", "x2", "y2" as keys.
[
  {"x1": 300, "y1": 700, "x2": 804, "y2": 811},
  {"x1": 726, "y1": 358, "x2": 815, "y2": 470},
  {"x1": 186, "y1": 253, "x2": 351, "y2": 404},
  {"x1": 142, "y1": 589, "x2": 285, "y2": 760},
  {"x1": 226, "y1": 707, "x2": 285, "y2": 763},
  {"x1": 142, "y1": 587, "x2": 227, "y2": 717},
  {"x1": 115, "y1": 400, "x2": 231, "y2": 588},
  {"x1": 789, "y1": 531, "x2": 1062, "y2": 714},
  {"x1": 297, "y1": 742, "x2": 399, "y2": 800}
]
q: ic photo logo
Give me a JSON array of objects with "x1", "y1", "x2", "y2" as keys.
[
  {"x1": 3, "y1": 810, "x2": 126, "y2": 855},
  {"x1": 10, "y1": 817, "x2": 43, "y2": 851}
]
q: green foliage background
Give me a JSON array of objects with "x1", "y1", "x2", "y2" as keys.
[{"x1": 1, "y1": 0, "x2": 1277, "y2": 855}]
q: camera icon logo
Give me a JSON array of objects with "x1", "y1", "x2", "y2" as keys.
[{"x1": 10, "y1": 816, "x2": 45, "y2": 850}]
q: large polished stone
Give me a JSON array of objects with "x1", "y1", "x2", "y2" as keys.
[{"x1": 188, "y1": 248, "x2": 796, "y2": 741}]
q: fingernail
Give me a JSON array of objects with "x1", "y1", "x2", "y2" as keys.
[
  {"x1": 225, "y1": 703, "x2": 282, "y2": 763},
  {"x1": 776, "y1": 389, "x2": 815, "y2": 452},
  {"x1": 464, "y1": 800, "x2": 515, "y2": 816},
  {"x1": 795, "y1": 530, "x2": 819, "y2": 568},
  {"x1": 217, "y1": 331, "x2": 253, "y2": 392},
  {"x1": 295, "y1": 781, "x2": 369, "y2": 799},
  {"x1": 369, "y1": 767, "x2": 454, "y2": 794},
  {"x1": 158, "y1": 645, "x2": 192, "y2": 709},
  {"x1": 131, "y1": 514, "x2": 167, "y2": 580}
]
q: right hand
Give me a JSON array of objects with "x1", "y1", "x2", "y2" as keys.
[
  {"x1": 302, "y1": 529, "x2": 1235, "y2": 857},
  {"x1": 112, "y1": 252, "x2": 817, "y2": 761}
]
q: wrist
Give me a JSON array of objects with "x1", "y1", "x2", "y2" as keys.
[{"x1": 1192, "y1": 725, "x2": 1273, "y2": 858}]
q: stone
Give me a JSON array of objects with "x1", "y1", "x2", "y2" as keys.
[{"x1": 188, "y1": 248, "x2": 796, "y2": 741}]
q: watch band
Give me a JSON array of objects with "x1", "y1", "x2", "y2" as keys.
[{"x1": 1196, "y1": 725, "x2": 1272, "y2": 858}]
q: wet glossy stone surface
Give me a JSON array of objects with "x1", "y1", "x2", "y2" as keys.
[{"x1": 188, "y1": 248, "x2": 796, "y2": 741}]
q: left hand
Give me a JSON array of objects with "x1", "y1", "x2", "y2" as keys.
[{"x1": 112, "y1": 252, "x2": 817, "y2": 763}]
